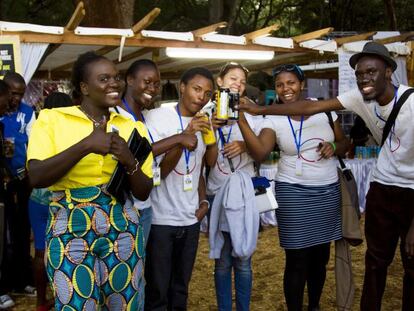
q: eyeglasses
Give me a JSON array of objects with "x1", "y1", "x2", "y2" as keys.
[
  {"x1": 272, "y1": 64, "x2": 304, "y2": 81},
  {"x1": 219, "y1": 62, "x2": 249, "y2": 77}
]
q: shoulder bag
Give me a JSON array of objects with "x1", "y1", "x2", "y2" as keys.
[{"x1": 326, "y1": 113, "x2": 362, "y2": 246}]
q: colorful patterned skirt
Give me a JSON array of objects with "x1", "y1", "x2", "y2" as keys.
[{"x1": 45, "y1": 186, "x2": 145, "y2": 311}]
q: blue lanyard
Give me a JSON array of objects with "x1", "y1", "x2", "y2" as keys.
[
  {"x1": 122, "y1": 98, "x2": 158, "y2": 164},
  {"x1": 175, "y1": 105, "x2": 191, "y2": 173},
  {"x1": 374, "y1": 85, "x2": 398, "y2": 148},
  {"x1": 287, "y1": 116, "x2": 304, "y2": 158},
  {"x1": 122, "y1": 99, "x2": 138, "y2": 121},
  {"x1": 218, "y1": 125, "x2": 233, "y2": 148}
]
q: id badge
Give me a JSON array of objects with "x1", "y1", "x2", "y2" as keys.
[
  {"x1": 183, "y1": 173, "x2": 193, "y2": 191},
  {"x1": 153, "y1": 167, "x2": 161, "y2": 186},
  {"x1": 295, "y1": 158, "x2": 303, "y2": 176}
]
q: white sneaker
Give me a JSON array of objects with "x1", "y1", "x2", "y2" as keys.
[{"x1": 0, "y1": 295, "x2": 15, "y2": 309}]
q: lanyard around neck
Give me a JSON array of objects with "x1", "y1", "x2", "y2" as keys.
[
  {"x1": 175, "y1": 104, "x2": 191, "y2": 173},
  {"x1": 122, "y1": 98, "x2": 155, "y2": 144},
  {"x1": 374, "y1": 85, "x2": 398, "y2": 148},
  {"x1": 287, "y1": 116, "x2": 304, "y2": 158},
  {"x1": 122, "y1": 98, "x2": 138, "y2": 121},
  {"x1": 122, "y1": 98, "x2": 158, "y2": 165},
  {"x1": 218, "y1": 125, "x2": 233, "y2": 148}
]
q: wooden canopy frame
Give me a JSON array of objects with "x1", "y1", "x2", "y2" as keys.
[{"x1": 1, "y1": 1, "x2": 412, "y2": 80}]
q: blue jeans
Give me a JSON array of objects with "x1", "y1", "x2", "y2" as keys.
[
  {"x1": 140, "y1": 207, "x2": 153, "y2": 247},
  {"x1": 214, "y1": 232, "x2": 252, "y2": 311}
]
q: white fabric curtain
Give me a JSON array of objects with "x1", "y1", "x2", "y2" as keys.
[
  {"x1": 392, "y1": 56, "x2": 408, "y2": 86},
  {"x1": 20, "y1": 43, "x2": 49, "y2": 84}
]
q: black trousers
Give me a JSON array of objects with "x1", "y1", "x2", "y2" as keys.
[
  {"x1": 0, "y1": 178, "x2": 32, "y2": 293},
  {"x1": 283, "y1": 243, "x2": 331, "y2": 311},
  {"x1": 361, "y1": 182, "x2": 414, "y2": 311},
  {"x1": 145, "y1": 222, "x2": 200, "y2": 311}
]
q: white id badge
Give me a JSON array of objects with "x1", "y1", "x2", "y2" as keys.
[
  {"x1": 153, "y1": 167, "x2": 161, "y2": 186},
  {"x1": 183, "y1": 173, "x2": 193, "y2": 191},
  {"x1": 295, "y1": 158, "x2": 303, "y2": 176}
]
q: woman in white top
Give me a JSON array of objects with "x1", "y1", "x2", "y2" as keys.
[
  {"x1": 238, "y1": 64, "x2": 349, "y2": 311},
  {"x1": 208, "y1": 63, "x2": 273, "y2": 311}
]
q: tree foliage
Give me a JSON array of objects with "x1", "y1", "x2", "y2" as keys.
[
  {"x1": 0, "y1": 0, "x2": 75, "y2": 25},
  {"x1": 0, "y1": 0, "x2": 412, "y2": 34}
]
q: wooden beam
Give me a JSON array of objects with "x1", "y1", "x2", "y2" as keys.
[
  {"x1": 335, "y1": 31, "x2": 377, "y2": 46},
  {"x1": 65, "y1": 1, "x2": 85, "y2": 31},
  {"x1": 52, "y1": 46, "x2": 118, "y2": 72},
  {"x1": 292, "y1": 27, "x2": 334, "y2": 43},
  {"x1": 192, "y1": 22, "x2": 228, "y2": 37},
  {"x1": 244, "y1": 24, "x2": 280, "y2": 41},
  {"x1": 158, "y1": 58, "x2": 223, "y2": 70},
  {"x1": 131, "y1": 8, "x2": 161, "y2": 34},
  {"x1": 300, "y1": 69, "x2": 338, "y2": 80},
  {"x1": 9, "y1": 31, "x2": 309, "y2": 52},
  {"x1": 247, "y1": 52, "x2": 338, "y2": 73},
  {"x1": 375, "y1": 31, "x2": 414, "y2": 45},
  {"x1": 113, "y1": 47, "x2": 154, "y2": 64}
]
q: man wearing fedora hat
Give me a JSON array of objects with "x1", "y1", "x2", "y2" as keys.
[{"x1": 240, "y1": 41, "x2": 414, "y2": 310}]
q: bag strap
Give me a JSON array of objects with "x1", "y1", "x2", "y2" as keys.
[
  {"x1": 325, "y1": 112, "x2": 347, "y2": 170},
  {"x1": 381, "y1": 88, "x2": 414, "y2": 147}
]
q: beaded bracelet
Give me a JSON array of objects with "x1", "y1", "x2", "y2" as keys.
[
  {"x1": 329, "y1": 141, "x2": 337, "y2": 153},
  {"x1": 126, "y1": 159, "x2": 140, "y2": 175}
]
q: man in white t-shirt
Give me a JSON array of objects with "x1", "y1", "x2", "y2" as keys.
[
  {"x1": 240, "y1": 42, "x2": 414, "y2": 310},
  {"x1": 143, "y1": 67, "x2": 217, "y2": 311}
]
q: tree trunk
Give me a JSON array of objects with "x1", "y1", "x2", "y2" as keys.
[
  {"x1": 209, "y1": 0, "x2": 224, "y2": 24},
  {"x1": 225, "y1": 0, "x2": 242, "y2": 34},
  {"x1": 383, "y1": 0, "x2": 397, "y2": 30},
  {"x1": 77, "y1": 0, "x2": 134, "y2": 28}
]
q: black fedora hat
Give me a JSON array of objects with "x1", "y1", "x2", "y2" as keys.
[{"x1": 349, "y1": 41, "x2": 397, "y2": 72}]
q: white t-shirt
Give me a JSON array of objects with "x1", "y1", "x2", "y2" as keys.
[
  {"x1": 338, "y1": 88, "x2": 385, "y2": 144},
  {"x1": 144, "y1": 104, "x2": 207, "y2": 226},
  {"x1": 267, "y1": 112, "x2": 339, "y2": 186},
  {"x1": 339, "y1": 85, "x2": 414, "y2": 189},
  {"x1": 207, "y1": 114, "x2": 272, "y2": 195},
  {"x1": 112, "y1": 106, "x2": 154, "y2": 210}
]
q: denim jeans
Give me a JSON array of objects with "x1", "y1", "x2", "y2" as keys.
[
  {"x1": 140, "y1": 207, "x2": 153, "y2": 247},
  {"x1": 214, "y1": 232, "x2": 252, "y2": 311},
  {"x1": 145, "y1": 223, "x2": 200, "y2": 311}
]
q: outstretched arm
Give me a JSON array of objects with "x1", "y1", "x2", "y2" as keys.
[{"x1": 239, "y1": 97, "x2": 345, "y2": 116}]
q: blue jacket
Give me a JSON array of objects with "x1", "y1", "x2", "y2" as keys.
[{"x1": 0, "y1": 102, "x2": 35, "y2": 176}]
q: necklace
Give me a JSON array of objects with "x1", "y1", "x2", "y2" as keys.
[{"x1": 79, "y1": 106, "x2": 105, "y2": 127}]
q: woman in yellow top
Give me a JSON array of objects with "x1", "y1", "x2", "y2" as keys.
[{"x1": 27, "y1": 52, "x2": 153, "y2": 311}]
